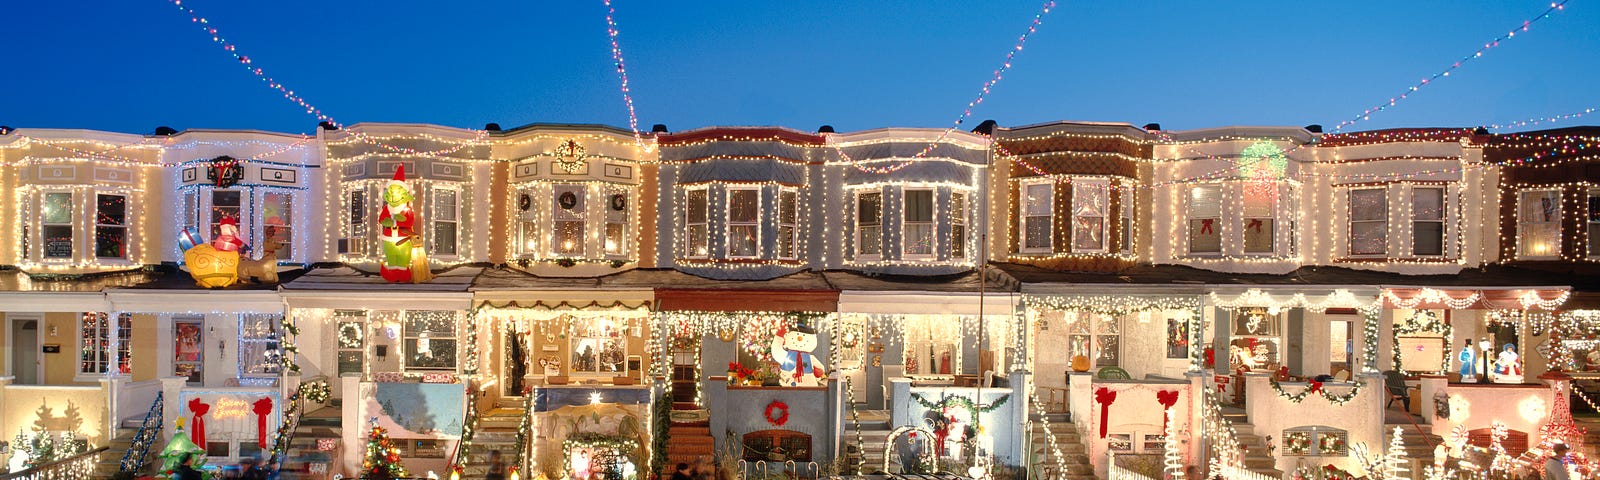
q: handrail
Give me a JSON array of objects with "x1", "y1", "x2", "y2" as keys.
[
  {"x1": 2, "y1": 447, "x2": 109, "y2": 480},
  {"x1": 118, "y1": 391, "x2": 163, "y2": 475},
  {"x1": 512, "y1": 387, "x2": 536, "y2": 477},
  {"x1": 266, "y1": 378, "x2": 331, "y2": 471},
  {"x1": 1387, "y1": 390, "x2": 1439, "y2": 450},
  {"x1": 446, "y1": 386, "x2": 483, "y2": 474}
]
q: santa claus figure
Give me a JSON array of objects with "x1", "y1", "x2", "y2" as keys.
[
  {"x1": 771, "y1": 322, "x2": 827, "y2": 387},
  {"x1": 212, "y1": 217, "x2": 248, "y2": 253},
  {"x1": 378, "y1": 165, "x2": 418, "y2": 283}
]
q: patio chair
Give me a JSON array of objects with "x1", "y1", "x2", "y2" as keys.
[
  {"x1": 1383, "y1": 370, "x2": 1410, "y2": 411},
  {"x1": 1333, "y1": 370, "x2": 1351, "y2": 382},
  {"x1": 1096, "y1": 366, "x2": 1131, "y2": 380}
]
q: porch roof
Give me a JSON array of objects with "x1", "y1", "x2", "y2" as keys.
[
  {"x1": 993, "y1": 263, "x2": 1600, "y2": 291},
  {"x1": 279, "y1": 264, "x2": 483, "y2": 292}
]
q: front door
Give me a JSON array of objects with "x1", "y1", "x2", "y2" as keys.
[
  {"x1": 11, "y1": 318, "x2": 39, "y2": 385},
  {"x1": 671, "y1": 338, "x2": 697, "y2": 405},
  {"x1": 504, "y1": 328, "x2": 527, "y2": 397}
]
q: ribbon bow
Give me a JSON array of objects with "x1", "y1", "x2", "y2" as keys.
[
  {"x1": 1094, "y1": 387, "x2": 1117, "y2": 438},
  {"x1": 1246, "y1": 218, "x2": 1263, "y2": 233},
  {"x1": 187, "y1": 398, "x2": 210, "y2": 447},
  {"x1": 252, "y1": 397, "x2": 274, "y2": 449},
  {"x1": 1156, "y1": 390, "x2": 1180, "y2": 432},
  {"x1": 1200, "y1": 218, "x2": 1215, "y2": 235},
  {"x1": 1308, "y1": 380, "x2": 1324, "y2": 394}
]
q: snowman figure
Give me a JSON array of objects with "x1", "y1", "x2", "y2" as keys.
[{"x1": 771, "y1": 322, "x2": 827, "y2": 387}]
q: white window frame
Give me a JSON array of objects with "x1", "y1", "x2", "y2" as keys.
[
  {"x1": 1064, "y1": 312, "x2": 1121, "y2": 369},
  {"x1": 855, "y1": 188, "x2": 883, "y2": 260},
  {"x1": 902, "y1": 188, "x2": 936, "y2": 259},
  {"x1": 683, "y1": 186, "x2": 709, "y2": 259},
  {"x1": 1071, "y1": 179, "x2": 1109, "y2": 254},
  {"x1": 1410, "y1": 186, "x2": 1447, "y2": 257},
  {"x1": 40, "y1": 190, "x2": 75, "y2": 261},
  {"x1": 776, "y1": 188, "x2": 799, "y2": 260},
  {"x1": 1347, "y1": 187, "x2": 1389, "y2": 257},
  {"x1": 1020, "y1": 180, "x2": 1054, "y2": 254},
  {"x1": 77, "y1": 312, "x2": 131, "y2": 377},
  {"x1": 726, "y1": 186, "x2": 762, "y2": 259},
  {"x1": 172, "y1": 316, "x2": 204, "y2": 385},
  {"x1": 344, "y1": 187, "x2": 370, "y2": 256},
  {"x1": 431, "y1": 186, "x2": 461, "y2": 257},
  {"x1": 604, "y1": 189, "x2": 629, "y2": 257},
  {"x1": 1187, "y1": 184, "x2": 1222, "y2": 255},
  {"x1": 237, "y1": 314, "x2": 283, "y2": 380},
  {"x1": 1241, "y1": 183, "x2": 1277, "y2": 256},
  {"x1": 402, "y1": 311, "x2": 458, "y2": 372},
  {"x1": 93, "y1": 192, "x2": 129, "y2": 261},
  {"x1": 1119, "y1": 186, "x2": 1134, "y2": 254},
  {"x1": 1518, "y1": 188, "x2": 1563, "y2": 259},
  {"x1": 569, "y1": 318, "x2": 630, "y2": 377},
  {"x1": 551, "y1": 184, "x2": 586, "y2": 257},
  {"x1": 950, "y1": 191, "x2": 968, "y2": 259},
  {"x1": 1589, "y1": 189, "x2": 1600, "y2": 259},
  {"x1": 260, "y1": 191, "x2": 293, "y2": 261},
  {"x1": 335, "y1": 310, "x2": 367, "y2": 377},
  {"x1": 208, "y1": 189, "x2": 243, "y2": 240}
]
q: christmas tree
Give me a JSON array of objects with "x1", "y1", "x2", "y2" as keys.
[
  {"x1": 158, "y1": 418, "x2": 207, "y2": 477},
  {"x1": 362, "y1": 419, "x2": 409, "y2": 480},
  {"x1": 1383, "y1": 426, "x2": 1408, "y2": 480},
  {"x1": 1162, "y1": 409, "x2": 1185, "y2": 480}
]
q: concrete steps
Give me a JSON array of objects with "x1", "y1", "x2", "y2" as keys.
[
  {"x1": 1220, "y1": 411, "x2": 1282, "y2": 478},
  {"x1": 1030, "y1": 419, "x2": 1094, "y2": 480}
]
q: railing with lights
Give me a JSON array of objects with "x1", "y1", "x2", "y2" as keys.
[
  {"x1": 266, "y1": 377, "x2": 330, "y2": 472},
  {"x1": 512, "y1": 389, "x2": 536, "y2": 479},
  {"x1": 117, "y1": 391, "x2": 163, "y2": 475},
  {"x1": 446, "y1": 386, "x2": 483, "y2": 477},
  {"x1": 0, "y1": 447, "x2": 108, "y2": 480}
]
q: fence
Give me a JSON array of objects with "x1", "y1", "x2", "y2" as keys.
[{"x1": 0, "y1": 447, "x2": 108, "y2": 480}]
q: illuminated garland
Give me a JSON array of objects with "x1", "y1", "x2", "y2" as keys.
[
  {"x1": 909, "y1": 392, "x2": 1010, "y2": 415},
  {"x1": 1023, "y1": 294, "x2": 1200, "y2": 316},
  {"x1": 266, "y1": 380, "x2": 331, "y2": 470},
  {"x1": 279, "y1": 316, "x2": 301, "y2": 374},
  {"x1": 1392, "y1": 309, "x2": 1452, "y2": 375},
  {"x1": 1331, "y1": 0, "x2": 1572, "y2": 132},
  {"x1": 1487, "y1": 107, "x2": 1599, "y2": 131},
  {"x1": 1269, "y1": 378, "x2": 1363, "y2": 405}
]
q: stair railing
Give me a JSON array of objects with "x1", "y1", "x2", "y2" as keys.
[
  {"x1": 9, "y1": 447, "x2": 110, "y2": 480},
  {"x1": 1387, "y1": 390, "x2": 1440, "y2": 451},
  {"x1": 266, "y1": 378, "x2": 331, "y2": 472},
  {"x1": 446, "y1": 386, "x2": 483, "y2": 476},
  {"x1": 117, "y1": 391, "x2": 164, "y2": 475},
  {"x1": 512, "y1": 388, "x2": 536, "y2": 477}
]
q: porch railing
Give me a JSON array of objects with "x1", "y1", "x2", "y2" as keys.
[
  {"x1": 1, "y1": 447, "x2": 108, "y2": 480},
  {"x1": 1217, "y1": 464, "x2": 1280, "y2": 480},
  {"x1": 266, "y1": 376, "x2": 330, "y2": 471},
  {"x1": 118, "y1": 391, "x2": 164, "y2": 475},
  {"x1": 512, "y1": 387, "x2": 535, "y2": 476},
  {"x1": 446, "y1": 385, "x2": 483, "y2": 474},
  {"x1": 1107, "y1": 453, "x2": 1158, "y2": 480}
]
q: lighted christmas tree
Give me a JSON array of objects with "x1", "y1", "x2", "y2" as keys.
[
  {"x1": 1488, "y1": 421, "x2": 1514, "y2": 474},
  {"x1": 362, "y1": 420, "x2": 409, "y2": 480},
  {"x1": 1162, "y1": 409, "x2": 1185, "y2": 480},
  {"x1": 1539, "y1": 379, "x2": 1587, "y2": 452},
  {"x1": 158, "y1": 417, "x2": 207, "y2": 476},
  {"x1": 1383, "y1": 426, "x2": 1408, "y2": 480}
]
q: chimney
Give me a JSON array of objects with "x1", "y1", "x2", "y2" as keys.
[
  {"x1": 651, "y1": 124, "x2": 669, "y2": 134},
  {"x1": 970, "y1": 119, "x2": 997, "y2": 135},
  {"x1": 1143, "y1": 123, "x2": 1161, "y2": 132},
  {"x1": 319, "y1": 121, "x2": 339, "y2": 131},
  {"x1": 484, "y1": 123, "x2": 502, "y2": 132},
  {"x1": 817, "y1": 125, "x2": 835, "y2": 133},
  {"x1": 1304, "y1": 124, "x2": 1324, "y2": 133},
  {"x1": 153, "y1": 126, "x2": 178, "y2": 136}
]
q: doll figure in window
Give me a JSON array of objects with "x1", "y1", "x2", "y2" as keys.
[
  {"x1": 1492, "y1": 343, "x2": 1523, "y2": 384},
  {"x1": 771, "y1": 321, "x2": 827, "y2": 387}
]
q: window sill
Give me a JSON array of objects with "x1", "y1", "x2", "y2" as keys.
[{"x1": 73, "y1": 374, "x2": 130, "y2": 383}]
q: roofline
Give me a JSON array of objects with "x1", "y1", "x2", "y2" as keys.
[{"x1": 495, "y1": 122, "x2": 639, "y2": 138}]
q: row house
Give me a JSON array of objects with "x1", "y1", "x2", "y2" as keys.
[{"x1": 2, "y1": 120, "x2": 1598, "y2": 480}]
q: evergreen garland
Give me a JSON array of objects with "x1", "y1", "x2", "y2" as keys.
[
  {"x1": 1268, "y1": 378, "x2": 1363, "y2": 405},
  {"x1": 910, "y1": 392, "x2": 1010, "y2": 415}
]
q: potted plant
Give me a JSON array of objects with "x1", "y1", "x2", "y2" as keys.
[{"x1": 759, "y1": 365, "x2": 781, "y2": 387}]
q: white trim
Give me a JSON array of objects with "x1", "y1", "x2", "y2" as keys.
[
  {"x1": 1018, "y1": 178, "x2": 1054, "y2": 254},
  {"x1": 7, "y1": 313, "x2": 45, "y2": 384},
  {"x1": 901, "y1": 188, "x2": 936, "y2": 260},
  {"x1": 37, "y1": 189, "x2": 76, "y2": 263},
  {"x1": 725, "y1": 185, "x2": 762, "y2": 259},
  {"x1": 1346, "y1": 186, "x2": 1389, "y2": 258},
  {"x1": 430, "y1": 184, "x2": 463, "y2": 259},
  {"x1": 682, "y1": 186, "x2": 710, "y2": 259},
  {"x1": 776, "y1": 187, "x2": 799, "y2": 260},
  {"x1": 1516, "y1": 187, "x2": 1563, "y2": 260},
  {"x1": 853, "y1": 187, "x2": 883, "y2": 261},
  {"x1": 1070, "y1": 178, "x2": 1110, "y2": 254}
]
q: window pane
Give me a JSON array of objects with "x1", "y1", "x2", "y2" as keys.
[
  {"x1": 1188, "y1": 220, "x2": 1220, "y2": 253},
  {"x1": 905, "y1": 190, "x2": 933, "y2": 222},
  {"x1": 1350, "y1": 189, "x2": 1387, "y2": 221},
  {"x1": 555, "y1": 221, "x2": 583, "y2": 255},
  {"x1": 1413, "y1": 188, "x2": 1444, "y2": 221},
  {"x1": 433, "y1": 222, "x2": 458, "y2": 255},
  {"x1": 404, "y1": 312, "x2": 456, "y2": 370},
  {"x1": 338, "y1": 321, "x2": 365, "y2": 349},
  {"x1": 554, "y1": 186, "x2": 583, "y2": 219},
  {"x1": 1025, "y1": 184, "x2": 1052, "y2": 216},
  {"x1": 573, "y1": 337, "x2": 626, "y2": 374},
  {"x1": 1241, "y1": 186, "x2": 1275, "y2": 218},
  {"x1": 435, "y1": 190, "x2": 458, "y2": 221},
  {"x1": 860, "y1": 226, "x2": 881, "y2": 255},
  {"x1": 263, "y1": 192, "x2": 292, "y2": 258},
  {"x1": 950, "y1": 194, "x2": 967, "y2": 225},
  {"x1": 96, "y1": 226, "x2": 125, "y2": 258},
  {"x1": 605, "y1": 222, "x2": 625, "y2": 255},
  {"x1": 729, "y1": 225, "x2": 758, "y2": 257},
  {"x1": 1243, "y1": 219, "x2": 1273, "y2": 253},
  {"x1": 778, "y1": 191, "x2": 797, "y2": 224},
  {"x1": 43, "y1": 192, "x2": 72, "y2": 224},
  {"x1": 906, "y1": 224, "x2": 934, "y2": 255},
  {"x1": 777, "y1": 225, "x2": 795, "y2": 258},
  {"x1": 951, "y1": 224, "x2": 966, "y2": 258},
  {"x1": 1414, "y1": 222, "x2": 1444, "y2": 256},
  {"x1": 1519, "y1": 190, "x2": 1561, "y2": 257},
  {"x1": 210, "y1": 190, "x2": 241, "y2": 238},
  {"x1": 1188, "y1": 185, "x2": 1220, "y2": 218},
  {"x1": 1072, "y1": 217, "x2": 1104, "y2": 251},
  {"x1": 1096, "y1": 335, "x2": 1119, "y2": 366},
  {"x1": 686, "y1": 189, "x2": 707, "y2": 224},
  {"x1": 858, "y1": 192, "x2": 882, "y2": 225},
  {"x1": 1074, "y1": 182, "x2": 1107, "y2": 217},
  {"x1": 687, "y1": 224, "x2": 708, "y2": 257},
  {"x1": 1351, "y1": 222, "x2": 1387, "y2": 255},
  {"x1": 96, "y1": 195, "x2": 126, "y2": 226},
  {"x1": 43, "y1": 226, "x2": 73, "y2": 258},
  {"x1": 1024, "y1": 217, "x2": 1051, "y2": 249},
  {"x1": 606, "y1": 192, "x2": 628, "y2": 221},
  {"x1": 729, "y1": 189, "x2": 759, "y2": 223},
  {"x1": 1590, "y1": 194, "x2": 1600, "y2": 223}
]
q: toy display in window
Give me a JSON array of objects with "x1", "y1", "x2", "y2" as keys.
[
  {"x1": 1491, "y1": 343, "x2": 1523, "y2": 384},
  {"x1": 771, "y1": 321, "x2": 827, "y2": 387}
]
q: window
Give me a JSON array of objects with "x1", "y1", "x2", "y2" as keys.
[
  {"x1": 1119, "y1": 186, "x2": 1134, "y2": 254},
  {"x1": 262, "y1": 192, "x2": 292, "y2": 259},
  {"x1": 210, "y1": 190, "x2": 241, "y2": 238},
  {"x1": 345, "y1": 189, "x2": 368, "y2": 255},
  {"x1": 605, "y1": 191, "x2": 628, "y2": 256},
  {"x1": 1242, "y1": 184, "x2": 1275, "y2": 254},
  {"x1": 904, "y1": 317, "x2": 961, "y2": 376},
  {"x1": 1022, "y1": 182, "x2": 1053, "y2": 252},
  {"x1": 433, "y1": 188, "x2": 459, "y2": 256},
  {"x1": 1229, "y1": 308, "x2": 1281, "y2": 371},
  {"x1": 1519, "y1": 189, "x2": 1562, "y2": 258},
  {"x1": 238, "y1": 314, "x2": 283, "y2": 379},
  {"x1": 856, "y1": 190, "x2": 882, "y2": 258},
  {"x1": 1166, "y1": 316, "x2": 1190, "y2": 359},
  {"x1": 1065, "y1": 313, "x2": 1119, "y2": 367},
  {"x1": 950, "y1": 192, "x2": 968, "y2": 259},
  {"x1": 553, "y1": 185, "x2": 585, "y2": 256},
  {"x1": 94, "y1": 194, "x2": 127, "y2": 259},
  {"x1": 777, "y1": 189, "x2": 798, "y2": 259},
  {"x1": 904, "y1": 189, "x2": 935, "y2": 257},
  {"x1": 571, "y1": 318, "x2": 627, "y2": 375},
  {"x1": 336, "y1": 312, "x2": 366, "y2": 376},
  {"x1": 1188, "y1": 185, "x2": 1221, "y2": 254},
  {"x1": 403, "y1": 311, "x2": 457, "y2": 371},
  {"x1": 514, "y1": 189, "x2": 538, "y2": 255},
  {"x1": 1072, "y1": 180, "x2": 1108, "y2": 252},
  {"x1": 1412, "y1": 187, "x2": 1445, "y2": 256},
  {"x1": 1590, "y1": 190, "x2": 1600, "y2": 258},
  {"x1": 173, "y1": 317, "x2": 203, "y2": 385},
  {"x1": 79, "y1": 312, "x2": 131, "y2": 375},
  {"x1": 1348, "y1": 188, "x2": 1388, "y2": 256},
  {"x1": 42, "y1": 192, "x2": 73, "y2": 259},
  {"x1": 727, "y1": 187, "x2": 760, "y2": 258},
  {"x1": 684, "y1": 188, "x2": 709, "y2": 258}
]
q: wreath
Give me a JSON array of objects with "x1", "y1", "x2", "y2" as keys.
[
  {"x1": 610, "y1": 193, "x2": 627, "y2": 211},
  {"x1": 559, "y1": 191, "x2": 579, "y2": 210},
  {"x1": 765, "y1": 400, "x2": 789, "y2": 426},
  {"x1": 208, "y1": 155, "x2": 242, "y2": 188}
]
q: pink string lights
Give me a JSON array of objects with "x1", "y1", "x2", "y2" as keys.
[{"x1": 602, "y1": 0, "x2": 647, "y2": 149}]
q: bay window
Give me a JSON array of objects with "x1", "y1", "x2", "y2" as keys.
[
  {"x1": 777, "y1": 189, "x2": 798, "y2": 259},
  {"x1": 1071, "y1": 179, "x2": 1108, "y2": 253},
  {"x1": 1348, "y1": 188, "x2": 1388, "y2": 256},
  {"x1": 1188, "y1": 184, "x2": 1221, "y2": 254},
  {"x1": 605, "y1": 191, "x2": 628, "y2": 256},
  {"x1": 1412, "y1": 187, "x2": 1445, "y2": 256},
  {"x1": 950, "y1": 192, "x2": 968, "y2": 259},
  {"x1": 1242, "y1": 184, "x2": 1276, "y2": 254},
  {"x1": 1021, "y1": 182, "x2": 1053, "y2": 252},
  {"x1": 1518, "y1": 189, "x2": 1562, "y2": 258},
  {"x1": 727, "y1": 187, "x2": 760, "y2": 258},
  {"x1": 684, "y1": 188, "x2": 708, "y2": 258},
  {"x1": 42, "y1": 192, "x2": 74, "y2": 259},
  {"x1": 553, "y1": 185, "x2": 584, "y2": 256},
  {"x1": 904, "y1": 189, "x2": 935, "y2": 257},
  {"x1": 94, "y1": 194, "x2": 127, "y2": 259},
  {"x1": 856, "y1": 190, "x2": 882, "y2": 258},
  {"x1": 432, "y1": 187, "x2": 459, "y2": 256}
]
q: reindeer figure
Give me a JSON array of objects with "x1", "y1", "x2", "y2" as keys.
[{"x1": 237, "y1": 235, "x2": 281, "y2": 284}]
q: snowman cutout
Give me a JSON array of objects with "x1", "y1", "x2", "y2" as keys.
[{"x1": 771, "y1": 322, "x2": 827, "y2": 387}]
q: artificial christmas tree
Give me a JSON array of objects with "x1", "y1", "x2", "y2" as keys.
[
  {"x1": 159, "y1": 418, "x2": 208, "y2": 478},
  {"x1": 1162, "y1": 409, "x2": 1185, "y2": 480},
  {"x1": 1383, "y1": 426, "x2": 1408, "y2": 480},
  {"x1": 362, "y1": 420, "x2": 410, "y2": 480}
]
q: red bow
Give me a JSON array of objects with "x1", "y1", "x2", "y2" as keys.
[
  {"x1": 1308, "y1": 380, "x2": 1323, "y2": 394},
  {"x1": 187, "y1": 398, "x2": 209, "y2": 447},
  {"x1": 1156, "y1": 390, "x2": 1180, "y2": 432},
  {"x1": 1247, "y1": 219, "x2": 1263, "y2": 232},
  {"x1": 252, "y1": 397, "x2": 274, "y2": 449},
  {"x1": 1095, "y1": 387, "x2": 1117, "y2": 438},
  {"x1": 1200, "y1": 218, "x2": 1214, "y2": 235}
]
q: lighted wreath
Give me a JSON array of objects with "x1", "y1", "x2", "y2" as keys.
[
  {"x1": 765, "y1": 400, "x2": 790, "y2": 427},
  {"x1": 1392, "y1": 309, "x2": 1453, "y2": 375}
]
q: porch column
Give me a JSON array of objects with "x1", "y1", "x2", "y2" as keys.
[
  {"x1": 341, "y1": 374, "x2": 362, "y2": 477},
  {"x1": 1417, "y1": 375, "x2": 1447, "y2": 426},
  {"x1": 160, "y1": 376, "x2": 186, "y2": 441}
]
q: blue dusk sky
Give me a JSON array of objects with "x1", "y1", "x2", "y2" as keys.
[{"x1": 2, "y1": 1, "x2": 1596, "y2": 135}]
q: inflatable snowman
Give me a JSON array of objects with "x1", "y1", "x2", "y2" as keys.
[{"x1": 771, "y1": 322, "x2": 827, "y2": 387}]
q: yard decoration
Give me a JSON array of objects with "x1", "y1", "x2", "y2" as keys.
[
  {"x1": 770, "y1": 320, "x2": 826, "y2": 387},
  {"x1": 182, "y1": 216, "x2": 250, "y2": 288},
  {"x1": 377, "y1": 165, "x2": 433, "y2": 283}
]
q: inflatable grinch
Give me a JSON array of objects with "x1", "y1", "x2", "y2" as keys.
[{"x1": 377, "y1": 165, "x2": 432, "y2": 283}]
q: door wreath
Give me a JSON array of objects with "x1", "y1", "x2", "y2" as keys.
[{"x1": 765, "y1": 400, "x2": 790, "y2": 426}]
